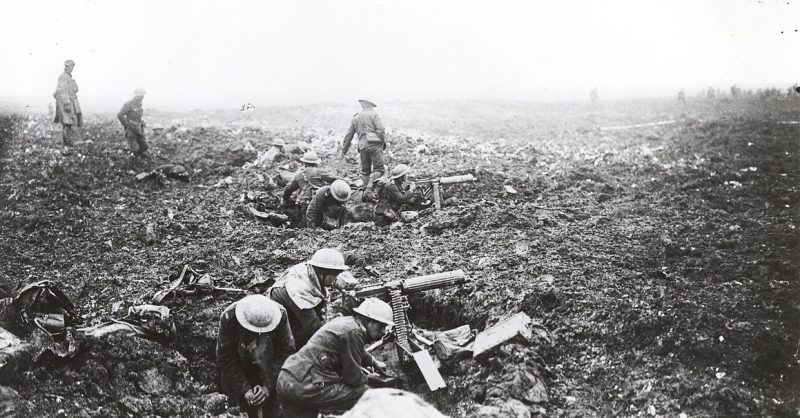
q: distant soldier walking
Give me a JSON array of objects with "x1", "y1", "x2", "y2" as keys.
[
  {"x1": 342, "y1": 99, "x2": 386, "y2": 197},
  {"x1": 52, "y1": 60, "x2": 82, "y2": 146},
  {"x1": 118, "y1": 88, "x2": 148, "y2": 157}
]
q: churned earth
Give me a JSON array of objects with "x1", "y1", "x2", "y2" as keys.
[{"x1": 0, "y1": 97, "x2": 798, "y2": 417}]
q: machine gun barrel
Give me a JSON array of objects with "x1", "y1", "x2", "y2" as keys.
[
  {"x1": 412, "y1": 174, "x2": 476, "y2": 210},
  {"x1": 438, "y1": 174, "x2": 476, "y2": 185},
  {"x1": 351, "y1": 270, "x2": 468, "y2": 299}
]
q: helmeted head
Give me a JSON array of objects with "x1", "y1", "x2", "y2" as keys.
[
  {"x1": 390, "y1": 164, "x2": 411, "y2": 181},
  {"x1": 358, "y1": 99, "x2": 377, "y2": 109},
  {"x1": 64, "y1": 60, "x2": 75, "y2": 73},
  {"x1": 300, "y1": 150, "x2": 321, "y2": 165},
  {"x1": 134, "y1": 88, "x2": 147, "y2": 97},
  {"x1": 330, "y1": 179, "x2": 352, "y2": 202},
  {"x1": 308, "y1": 248, "x2": 349, "y2": 287},
  {"x1": 234, "y1": 295, "x2": 283, "y2": 333},
  {"x1": 271, "y1": 137, "x2": 286, "y2": 148},
  {"x1": 308, "y1": 248, "x2": 348, "y2": 271},
  {"x1": 353, "y1": 298, "x2": 395, "y2": 340}
]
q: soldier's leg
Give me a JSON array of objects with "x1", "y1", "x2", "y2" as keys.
[
  {"x1": 134, "y1": 132, "x2": 148, "y2": 156},
  {"x1": 369, "y1": 144, "x2": 385, "y2": 179},
  {"x1": 125, "y1": 129, "x2": 139, "y2": 154},
  {"x1": 307, "y1": 381, "x2": 368, "y2": 411},
  {"x1": 359, "y1": 149, "x2": 372, "y2": 191},
  {"x1": 61, "y1": 124, "x2": 74, "y2": 146}
]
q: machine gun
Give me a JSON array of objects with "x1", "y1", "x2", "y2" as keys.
[
  {"x1": 412, "y1": 174, "x2": 477, "y2": 210},
  {"x1": 350, "y1": 270, "x2": 469, "y2": 390}
]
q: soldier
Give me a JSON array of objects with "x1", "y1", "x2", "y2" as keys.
[
  {"x1": 677, "y1": 89, "x2": 686, "y2": 103},
  {"x1": 118, "y1": 88, "x2": 148, "y2": 157},
  {"x1": 216, "y1": 295, "x2": 295, "y2": 418},
  {"x1": 306, "y1": 179, "x2": 351, "y2": 230},
  {"x1": 267, "y1": 248, "x2": 354, "y2": 348},
  {"x1": 374, "y1": 164, "x2": 419, "y2": 226},
  {"x1": 276, "y1": 298, "x2": 393, "y2": 418},
  {"x1": 52, "y1": 59, "x2": 82, "y2": 146},
  {"x1": 282, "y1": 151, "x2": 339, "y2": 227},
  {"x1": 341, "y1": 99, "x2": 386, "y2": 197}
]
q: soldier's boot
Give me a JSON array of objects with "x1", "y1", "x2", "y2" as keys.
[
  {"x1": 62, "y1": 125, "x2": 74, "y2": 147},
  {"x1": 361, "y1": 173, "x2": 373, "y2": 202}
]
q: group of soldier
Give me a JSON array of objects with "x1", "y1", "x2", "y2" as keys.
[
  {"x1": 52, "y1": 60, "x2": 427, "y2": 416},
  {"x1": 53, "y1": 60, "x2": 419, "y2": 230},
  {"x1": 218, "y1": 248, "x2": 393, "y2": 417},
  {"x1": 53, "y1": 60, "x2": 149, "y2": 156}
]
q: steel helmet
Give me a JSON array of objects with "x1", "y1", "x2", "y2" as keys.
[
  {"x1": 134, "y1": 88, "x2": 147, "y2": 96},
  {"x1": 330, "y1": 179, "x2": 351, "y2": 202},
  {"x1": 390, "y1": 164, "x2": 411, "y2": 180},
  {"x1": 64, "y1": 60, "x2": 75, "y2": 66},
  {"x1": 353, "y1": 298, "x2": 395, "y2": 326},
  {"x1": 308, "y1": 248, "x2": 349, "y2": 270},
  {"x1": 300, "y1": 150, "x2": 321, "y2": 164},
  {"x1": 271, "y1": 138, "x2": 286, "y2": 147},
  {"x1": 234, "y1": 295, "x2": 283, "y2": 333}
]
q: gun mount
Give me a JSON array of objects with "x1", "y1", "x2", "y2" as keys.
[
  {"x1": 351, "y1": 270, "x2": 469, "y2": 390},
  {"x1": 412, "y1": 174, "x2": 477, "y2": 210}
]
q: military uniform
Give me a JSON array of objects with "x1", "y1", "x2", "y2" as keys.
[
  {"x1": 305, "y1": 185, "x2": 347, "y2": 230},
  {"x1": 283, "y1": 168, "x2": 338, "y2": 227},
  {"x1": 216, "y1": 301, "x2": 295, "y2": 418},
  {"x1": 374, "y1": 179, "x2": 417, "y2": 226},
  {"x1": 268, "y1": 262, "x2": 329, "y2": 348},
  {"x1": 342, "y1": 109, "x2": 386, "y2": 188},
  {"x1": 117, "y1": 97, "x2": 148, "y2": 155},
  {"x1": 52, "y1": 71, "x2": 82, "y2": 145},
  {"x1": 276, "y1": 316, "x2": 378, "y2": 418}
]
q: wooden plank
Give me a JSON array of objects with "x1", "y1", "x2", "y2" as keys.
[
  {"x1": 472, "y1": 312, "x2": 532, "y2": 357},
  {"x1": 411, "y1": 350, "x2": 446, "y2": 391}
]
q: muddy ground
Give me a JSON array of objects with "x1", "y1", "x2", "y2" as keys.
[{"x1": 0, "y1": 98, "x2": 798, "y2": 417}]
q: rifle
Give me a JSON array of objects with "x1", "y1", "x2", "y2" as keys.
[
  {"x1": 351, "y1": 270, "x2": 469, "y2": 390},
  {"x1": 411, "y1": 174, "x2": 477, "y2": 210}
]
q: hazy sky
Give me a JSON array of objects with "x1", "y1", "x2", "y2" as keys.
[{"x1": 1, "y1": 0, "x2": 797, "y2": 110}]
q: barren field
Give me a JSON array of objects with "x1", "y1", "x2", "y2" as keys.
[{"x1": 1, "y1": 97, "x2": 798, "y2": 417}]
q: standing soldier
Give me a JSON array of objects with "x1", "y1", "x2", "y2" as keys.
[
  {"x1": 282, "y1": 151, "x2": 339, "y2": 227},
  {"x1": 267, "y1": 248, "x2": 354, "y2": 348},
  {"x1": 306, "y1": 179, "x2": 351, "y2": 230},
  {"x1": 341, "y1": 99, "x2": 386, "y2": 198},
  {"x1": 118, "y1": 88, "x2": 149, "y2": 157},
  {"x1": 52, "y1": 59, "x2": 82, "y2": 146},
  {"x1": 374, "y1": 164, "x2": 419, "y2": 226},
  {"x1": 216, "y1": 295, "x2": 296, "y2": 418}
]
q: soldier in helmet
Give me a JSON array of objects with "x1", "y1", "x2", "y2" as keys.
[
  {"x1": 342, "y1": 99, "x2": 386, "y2": 198},
  {"x1": 374, "y1": 164, "x2": 419, "y2": 226},
  {"x1": 263, "y1": 137, "x2": 287, "y2": 164},
  {"x1": 282, "y1": 150, "x2": 339, "y2": 227},
  {"x1": 52, "y1": 59, "x2": 82, "y2": 146},
  {"x1": 306, "y1": 179, "x2": 351, "y2": 230},
  {"x1": 267, "y1": 248, "x2": 356, "y2": 348},
  {"x1": 217, "y1": 294, "x2": 295, "y2": 418},
  {"x1": 118, "y1": 88, "x2": 149, "y2": 156},
  {"x1": 276, "y1": 298, "x2": 393, "y2": 418}
]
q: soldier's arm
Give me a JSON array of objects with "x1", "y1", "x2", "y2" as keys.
[
  {"x1": 339, "y1": 331, "x2": 369, "y2": 387},
  {"x1": 216, "y1": 313, "x2": 252, "y2": 398},
  {"x1": 305, "y1": 190, "x2": 325, "y2": 229},
  {"x1": 387, "y1": 183, "x2": 413, "y2": 205},
  {"x1": 372, "y1": 113, "x2": 386, "y2": 141},
  {"x1": 117, "y1": 103, "x2": 129, "y2": 126},
  {"x1": 282, "y1": 175, "x2": 301, "y2": 201},
  {"x1": 342, "y1": 121, "x2": 356, "y2": 155},
  {"x1": 266, "y1": 309, "x2": 296, "y2": 390}
]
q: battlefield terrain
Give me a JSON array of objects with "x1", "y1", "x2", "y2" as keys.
[{"x1": 0, "y1": 97, "x2": 798, "y2": 416}]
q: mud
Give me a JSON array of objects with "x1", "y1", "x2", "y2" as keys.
[{"x1": 1, "y1": 98, "x2": 799, "y2": 416}]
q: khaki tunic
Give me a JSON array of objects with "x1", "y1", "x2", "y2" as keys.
[{"x1": 53, "y1": 72, "x2": 81, "y2": 126}]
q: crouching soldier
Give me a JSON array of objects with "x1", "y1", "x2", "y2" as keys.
[
  {"x1": 306, "y1": 179, "x2": 351, "y2": 230},
  {"x1": 217, "y1": 295, "x2": 295, "y2": 418},
  {"x1": 276, "y1": 298, "x2": 394, "y2": 418},
  {"x1": 374, "y1": 164, "x2": 419, "y2": 226},
  {"x1": 282, "y1": 151, "x2": 338, "y2": 227},
  {"x1": 118, "y1": 88, "x2": 149, "y2": 156},
  {"x1": 268, "y1": 248, "x2": 355, "y2": 348}
]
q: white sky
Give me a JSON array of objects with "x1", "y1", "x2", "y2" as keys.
[{"x1": 1, "y1": 0, "x2": 798, "y2": 111}]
